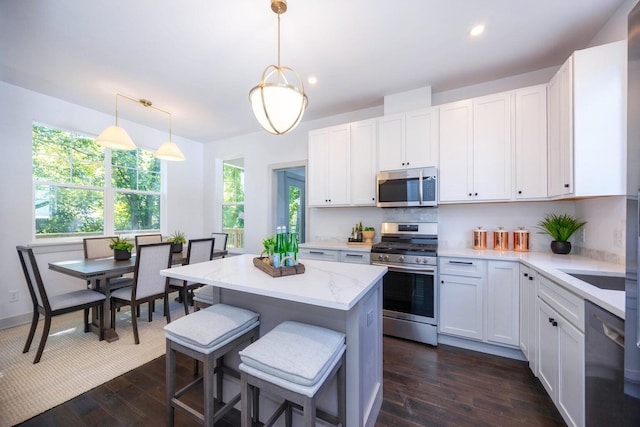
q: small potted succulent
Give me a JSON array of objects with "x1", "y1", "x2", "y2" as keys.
[
  {"x1": 167, "y1": 230, "x2": 187, "y2": 253},
  {"x1": 109, "y1": 236, "x2": 134, "y2": 260},
  {"x1": 536, "y1": 213, "x2": 587, "y2": 255}
]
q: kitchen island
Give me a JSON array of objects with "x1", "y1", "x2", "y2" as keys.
[{"x1": 161, "y1": 254, "x2": 387, "y2": 427}]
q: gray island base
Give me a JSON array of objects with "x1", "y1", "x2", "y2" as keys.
[{"x1": 161, "y1": 254, "x2": 387, "y2": 426}]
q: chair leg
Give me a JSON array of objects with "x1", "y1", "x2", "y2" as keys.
[
  {"x1": 33, "y1": 314, "x2": 52, "y2": 364},
  {"x1": 98, "y1": 303, "x2": 105, "y2": 341},
  {"x1": 303, "y1": 395, "x2": 315, "y2": 427},
  {"x1": 22, "y1": 310, "x2": 39, "y2": 353},
  {"x1": 148, "y1": 301, "x2": 153, "y2": 322},
  {"x1": 165, "y1": 296, "x2": 171, "y2": 323},
  {"x1": 182, "y1": 286, "x2": 189, "y2": 316},
  {"x1": 241, "y1": 374, "x2": 251, "y2": 427},
  {"x1": 132, "y1": 304, "x2": 140, "y2": 344},
  {"x1": 110, "y1": 300, "x2": 117, "y2": 331}
]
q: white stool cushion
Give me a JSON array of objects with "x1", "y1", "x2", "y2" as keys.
[
  {"x1": 239, "y1": 321, "x2": 345, "y2": 388},
  {"x1": 193, "y1": 286, "x2": 215, "y2": 303},
  {"x1": 164, "y1": 304, "x2": 259, "y2": 354}
]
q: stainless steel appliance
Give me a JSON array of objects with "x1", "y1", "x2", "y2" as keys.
[
  {"x1": 376, "y1": 167, "x2": 437, "y2": 208},
  {"x1": 370, "y1": 221, "x2": 438, "y2": 345}
]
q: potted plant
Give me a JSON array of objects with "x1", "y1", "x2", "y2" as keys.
[
  {"x1": 109, "y1": 236, "x2": 134, "y2": 260},
  {"x1": 167, "y1": 230, "x2": 187, "y2": 253},
  {"x1": 536, "y1": 213, "x2": 587, "y2": 254},
  {"x1": 261, "y1": 235, "x2": 276, "y2": 266},
  {"x1": 362, "y1": 226, "x2": 375, "y2": 243}
]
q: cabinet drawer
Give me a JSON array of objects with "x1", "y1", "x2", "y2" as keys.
[
  {"x1": 340, "y1": 251, "x2": 370, "y2": 264},
  {"x1": 299, "y1": 248, "x2": 339, "y2": 262},
  {"x1": 439, "y1": 257, "x2": 487, "y2": 277},
  {"x1": 538, "y1": 274, "x2": 584, "y2": 331}
]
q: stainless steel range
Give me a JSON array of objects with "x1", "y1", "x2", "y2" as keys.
[{"x1": 370, "y1": 222, "x2": 438, "y2": 346}]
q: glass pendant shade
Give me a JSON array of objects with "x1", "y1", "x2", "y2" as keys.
[
  {"x1": 154, "y1": 140, "x2": 185, "y2": 161},
  {"x1": 95, "y1": 125, "x2": 137, "y2": 150},
  {"x1": 250, "y1": 65, "x2": 308, "y2": 135}
]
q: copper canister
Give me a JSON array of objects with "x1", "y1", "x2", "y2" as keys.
[
  {"x1": 493, "y1": 227, "x2": 509, "y2": 251},
  {"x1": 513, "y1": 227, "x2": 529, "y2": 252},
  {"x1": 472, "y1": 227, "x2": 487, "y2": 250}
]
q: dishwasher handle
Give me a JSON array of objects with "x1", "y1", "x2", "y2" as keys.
[{"x1": 595, "y1": 314, "x2": 625, "y2": 348}]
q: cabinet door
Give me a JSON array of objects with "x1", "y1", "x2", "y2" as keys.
[
  {"x1": 326, "y1": 125, "x2": 350, "y2": 205},
  {"x1": 519, "y1": 266, "x2": 538, "y2": 373},
  {"x1": 515, "y1": 85, "x2": 548, "y2": 199},
  {"x1": 439, "y1": 273, "x2": 483, "y2": 340},
  {"x1": 548, "y1": 57, "x2": 573, "y2": 197},
  {"x1": 486, "y1": 261, "x2": 519, "y2": 346},
  {"x1": 350, "y1": 119, "x2": 377, "y2": 205},
  {"x1": 377, "y1": 114, "x2": 405, "y2": 171},
  {"x1": 308, "y1": 129, "x2": 330, "y2": 206},
  {"x1": 405, "y1": 108, "x2": 439, "y2": 168},
  {"x1": 557, "y1": 316, "x2": 585, "y2": 427},
  {"x1": 472, "y1": 92, "x2": 512, "y2": 201},
  {"x1": 439, "y1": 100, "x2": 473, "y2": 202},
  {"x1": 537, "y1": 298, "x2": 559, "y2": 401}
]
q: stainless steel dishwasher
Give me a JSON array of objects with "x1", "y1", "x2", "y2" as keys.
[{"x1": 585, "y1": 301, "x2": 628, "y2": 426}]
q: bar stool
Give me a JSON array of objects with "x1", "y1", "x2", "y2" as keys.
[
  {"x1": 164, "y1": 303, "x2": 260, "y2": 426},
  {"x1": 239, "y1": 321, "x2": 346, "y2": 427}
]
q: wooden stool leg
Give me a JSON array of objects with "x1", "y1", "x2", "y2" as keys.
[
  {"x1": 166, "y1": 341, "x2": 176, "y2": 427},
  {"x1": 204, "y1": 354, "x2": 215, "y2": 427},
  {"x1": 241, "y1": 374, "x2": 252, "y2": 427},
  {"x1": 303, "y1": 395, "x2": 315, "y2": 427}
]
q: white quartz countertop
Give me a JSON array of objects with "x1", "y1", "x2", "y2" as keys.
[
  {"x1": 161, "y1": 254, "x2": 387, "y2": 311},
  {"x1": 299, "y1": 241, "x2": 372, "y2": 252},
  {"x1": 439, "y1": 248, "x2": 626, "y2": 319}
]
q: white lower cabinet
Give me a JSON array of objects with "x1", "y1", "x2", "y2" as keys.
[
  {"x1": 536, "y1": 276, "x2": 585, "y2": 427},
  {"x1": 439, "y1": 258, "x2": 519, "y2": 347},
  {"x1": 299, "y1": 247, "x2": 370, "y2": 264},
  {"x1": 519, "y1": 265, "x2": 538, "y2": 373}
]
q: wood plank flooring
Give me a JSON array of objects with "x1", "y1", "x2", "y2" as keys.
[{"x1": 17, "y1": 336, "x2": 565, "y2": 426}]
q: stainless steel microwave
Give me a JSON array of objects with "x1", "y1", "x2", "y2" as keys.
[{"x1": 376, "y1": 167, "x2": 438, "y2": 207}]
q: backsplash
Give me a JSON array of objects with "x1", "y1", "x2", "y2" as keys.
[{"x1": 308, "y1": 196, "x2": 625, "y2": 265}]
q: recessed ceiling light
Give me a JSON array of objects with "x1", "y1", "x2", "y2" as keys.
[
  {"x1": 308, "y1": 76, "x2": 317, "y2": 85},
  {"x1": 470, "y1": 24, "x2": 485, "y2": 37}
]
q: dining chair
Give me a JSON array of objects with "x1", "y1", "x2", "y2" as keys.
[
  {"x1": 109, "y1": 242, "x2": 173, "y2": 344},
  {"x1": 211, "y1": 232, "x2": 228, "y2": 257},
  {"x1": 83, "y1": 236, "x2": 133, "y2": 291},
  {"x1": 168, "y1": 237, "x2": 214, "y2": 315},
  {"x1": 134, "y1": 233, "x2": 163, "y2": 249},
  {"x1": 16, "y1": 246, "x2": 107, "y2": 364}
]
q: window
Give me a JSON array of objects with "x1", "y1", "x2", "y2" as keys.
[
  {"x1": 32, "y1": 123, "x2": 161, "y2": 239},
  {"x1": 222, "y1": 158, "x2": 244, "y2": 249}
]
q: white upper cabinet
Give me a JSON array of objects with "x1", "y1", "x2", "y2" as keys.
[
  {"x1": 515, "y1": 85, "x2": 548, "y2": 199},
  {"x1": 308, "y1": 124, "x2": 350, "y2": 206},
  {"x1": 548, "y1": 40, "x2": 626, "y2": 198},
  {"x1": 377, "y1": 108, "x2": 439, "y2": 172},
  {"x1": 439, "y1": 100, "x2": 474, "y2": 202},
  {"x1": 439, "y1": 92, "x2": 512, "y2": 203},
  {"x1": 350, "y1": 119, "x2": 377, "y2": 206}
]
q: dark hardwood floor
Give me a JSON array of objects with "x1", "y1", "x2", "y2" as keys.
[{"x1": 17, "y1": 336, "x2": 564, "y2": 427}]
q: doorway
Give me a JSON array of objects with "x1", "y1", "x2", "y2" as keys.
[{"x1": 275, "y1": 167, "x2": 305, "y2": 243}]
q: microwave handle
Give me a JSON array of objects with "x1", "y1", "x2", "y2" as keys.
[{"x1": 419, "y1": 170, "x2": 424, "y2": 205}]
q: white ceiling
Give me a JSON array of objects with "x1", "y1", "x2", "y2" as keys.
[{"x1": 0, "y1": 0, "x2": 627, "y2": 142}]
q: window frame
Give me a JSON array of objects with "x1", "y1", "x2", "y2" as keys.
[
  {"x1": 31, "y1": 122, "x2": 164, "y2": 242},
  {"x1": 221, "y1": 158, "x2": 245, "y2": 250}
]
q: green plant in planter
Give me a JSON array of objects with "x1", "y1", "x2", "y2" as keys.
[
  {"x1": 109, "y1": 236, "x2": 134, "y2": 252},
  {"x1": 364, "y1": 226, "x2": 375, "y2": 231},
  {"x1": 536, "y1": 213, "x2": 587, "y2": 254},
  {"x1": 167, "y1": 230, "x2": 187, "y2": 245}
]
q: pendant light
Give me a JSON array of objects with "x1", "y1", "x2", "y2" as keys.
[
  {"x1": 249, "y1": 0, "x2": 308, "y2": 135},
  {"x1": 96, "y1": 93, "x2": 185, "y2": 161}
]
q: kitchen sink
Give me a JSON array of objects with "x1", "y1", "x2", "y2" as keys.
[{"x1": 565, "y1": 273, "x2": 625, "y2": 291}]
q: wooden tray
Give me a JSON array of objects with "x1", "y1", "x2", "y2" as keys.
[{"x1": 253, "y1": 257, "x2": 305, "y2": 277}]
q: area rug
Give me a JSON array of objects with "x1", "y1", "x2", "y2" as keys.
[{"x1": 0, "y1": 300, "x2": 185, "y2": 427}]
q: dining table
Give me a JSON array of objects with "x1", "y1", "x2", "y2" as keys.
[{"x1": 48, "y1": 249, "x2": 227, "y2": 342}]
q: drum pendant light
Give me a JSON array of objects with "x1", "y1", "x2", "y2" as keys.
[{"x1": 249, "y1": 0, "x2": 308, "y2": 135}]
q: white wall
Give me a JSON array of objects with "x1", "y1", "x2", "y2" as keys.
[
  {"x1": 588, "y1": 0, "x2": 638, "y2": 47},
  {"x1": 0, "y1": 82, "x2": 205, "y2": 327}
]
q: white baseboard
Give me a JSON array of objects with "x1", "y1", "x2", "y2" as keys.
[{"x1": 437, "y1": 334, "x2": 527, "y2": 361}]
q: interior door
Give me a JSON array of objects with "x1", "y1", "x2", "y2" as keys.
[{"x1": 276, "y1": 167, "x2": 306, "y2": 243}]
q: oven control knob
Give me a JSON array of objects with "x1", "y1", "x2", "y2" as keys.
[
  {"x1": 415, "y1": 258, "x2": 421, "y2": 264},
  {"x1": 398, "y1": 256, "x2": 405, "y2": 263},
  {"x1": 384, "y1": 255, "x2": 390, "y2": 262},
  {"x1": 377, "y1": 254, "x2": 384, "y2": 261}
]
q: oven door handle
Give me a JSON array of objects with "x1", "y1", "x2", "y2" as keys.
[{"x1": 372, "y1": 262, "x2": 436, "y2": 274}]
